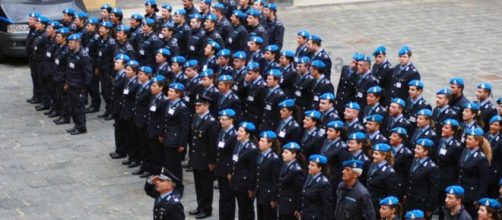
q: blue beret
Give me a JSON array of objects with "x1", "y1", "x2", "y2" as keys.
[
  {"x1": 445, "y1": 185, "x2": 464, "y2": 197},
  {"x1": 398, "y1": 45, "x2": 411, "y2": 56},
  {"x1": 373, "y1": 45, "x2": 387, "y2": 56},
  {"x1": 304, "y1": 110, "x2": 321, "y2": 120},
  {"x1": 281, "y1": 50, "x2": 295, "y2": 58},
  {"x1": 477, "y1": 82, "x2": 492, "y2": 91},
  {"x1": 247, "y1": 9, "x2": 260, "y2": 17},
  {"x1": 267, "y1": 69, "x2": 282, "y2": 78},
  {"x1": 264, "y1": 44, "x2": 279, "y2": 52},
  {"x1": 309, "y1": 34, "x2": 322, "y2": 43},
  {"x1": 465, "y1": 127, "x2": 484, "y2": 136},
  {"x1": 219, "y1": 108, "x2": 236, "y2": 117},
  {"x1": 87, "y1": 18, "x2": 99, "y2": 25},
  {"x1": 320, "y1": 92, "x2": 335, "y2": 101},
  {"x1": 162, "y1": 3, "x2": 173, "y2": 10},
  {"x1": 464, "y1": 102, "x2": 479, "y2": 111},
  {"x1": 111, "y1": 8, "x2": 123, "y2": 15},
  {"x1": 345, "y1": 102, "x2": 360, "y2": 110},
  {"x1": 343, "y1": 159, "x2": 364, "y2": 169},
  {"x1": 212, "y1": 3, "x2": 226, "y2": 10},
  {"x1": 365, "y1": 114, "x2": 384, "y2": 123},
  {"x1": 67, "y1": 33, "x2": 81, "y2": 41},
  {"x1": 442, "y1": 118, "x2": 460, "y2": 127},
  {"x1": 373, "y1": 143, "x2": 391, "y2": 152},
  {"x1": 405, "y1": 210, "x2": 424, "y2": 219},
  {"x1": 63, "y1": 8, "x2": 75, "y2": 15},
  {"x1": 278, "y1": 99, "x2": 295, "y2": 108},
  {"x1": 360, "y1": 55, "x2": 371, "y2": 63},
  {"x1": 247, "y1": 62, "x2": 260, "y2": 71},
  {"x1": 57, "y1": 27, "x2": 70, "y2": 34},
  {"x1": 449, "y1": 77, "x2": 464, "y2": 87},
  {"x1": 297, "y1": 30, "x2": 310, "y2": 38},
  {"x1": 116, "y1": 25, "x2": 130, "y2": 32},
  {"x1": 101, "y1": 3, "x2": 112, "y2": 11},
  {"x1": 157, "y1": 48, "x2": 171, "y2": 57},
  {"x1": 233, "y1": 51, "x2": 247, "y2": 60},
  {"x1": 171, "y1": 56, "x2": 186, "y2": 64},
  {"x1": 174, "y1": 9, "x2": 186, "y2": 15},
  {"x1": 100, "y1": 21, "x2": 113, "y2": 28},
  {"x1": 48, "y1": 21, "x2": 61, "y2": 28},
  {"x1": 479, "y1": 198, "x2": 501, "y2": 209},
  {"x1": 417, "y1": 109, "x2": 433, "y2": 117},
  {"x1": 408, "y1": 80, "x2": 424, "y2": 89},
  {"x1": 145, "y1": 0, "x2": 157, "y2": 6},
  {"x1": 490, "y1": 115, "x2": 502, "y2": 124},
  {"x1": 497, "y1": 97, "x2": 502, "y2": 104},
  {"x1": 205, "y1": 14, "x2": 218, "y2": 22},
  {"x1": 114, "y1": 53, "x2": 131, "y2": 62},
  {"x1": 348, "y1": 132, "x2": 366, "y2": 141},
  {"x1": 232, "y1": 10, "x2": 247, "y2": 19},
  {"x1": 436, "y1": 87, "x2": 452, "y2": 95},
  {"x1": 240, "y1": 121, "x2": 256, "y2": 132},
  {"x1": 144, "y1": 18, "x2": 156, "y2": 26},
  {"x1": 37, "y1": 16, "x2": 49, "y2": 24},
  {"x1": 207, "y1": 40, "x2": 221, "y2": 50},
  {"x1": 249, "y1": 36, "x2": 264, "y2": 44},
  {"x1": 327, "y1": 120, "x2": 344, "y2": 129},
  {"x1": 416, "y1": 138, "x2": 434, "y2": 148},
  {"x1": 200, "y1": 0, "x2": 212, "y2": 4},
  {"x1": 189, "y1": 13, "x2": 203, "y2": 20},
  {"x1": 127, "y1": 60, "x2": 140, "y2": 67},
  {"x1": 380, "y1": 196, "x2": 399, "y2": 206},
  {"x1": 131, "y1": 13, "x2": 144, "y2": 20},
  {"x1": 75, "y1": 11, "x2": 88, "y2": 19},
  {"x1": 169, "y1": 83, "x2": 185, "y2": 91},
  {"x1": 283, "y1": 142, "x2": 301, "y2": 150},
  {"x1": 265, "y1": 3, "x2": 277, "y2": 11},
  {"x1": 139, "y1": 66, "x2": 153, "y2": 74},
  {"x1": 309, "y1": 154, "x2": 328, "y2": 165},
  {"x1": 311, "y1": 60, "x2": 326, "y2": 69},
  {"x1": 200, "y1": 69, "x2": 214, "y2": 78},
  {"x1": 218, "y1": 75, "x2": 234, "y2": 81},
  {"x1": 367, "y1": 86, "x2": 383, "y2": 94},
  {"x1": 29, "y1": 11, "x2": 41, "y2": 18},
  {"x1": 217, "y1": 49, "x2": 231, "y2": 57},
  {"x1": 184, "y1": 59, "x2": 198, "y2": 68},
  {"x1": 391, "y1": 98, "x2": 406, "y2": 108},
  {"x1": 297, "y1": 56, "x2": 311, "y2": 64},
  {"x1": 154, "y1": 75, "x2": 166, "y2": 82},
  {"x1": 391, "y1": 127, "x2": 408, "y2": 137},
  {"x1": 260, "y1": 130, "x2": 277, "y2": 139},
  {"x1": 352, "y1": 52, "x2": 364, "y2": 61}
]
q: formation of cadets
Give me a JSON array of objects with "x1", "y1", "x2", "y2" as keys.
[{"x1": 24, "y1": 0, "x2": 502, "y2": 220}]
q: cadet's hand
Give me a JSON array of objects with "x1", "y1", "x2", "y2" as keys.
[
  {"x1": 227, "y1": 174, "x2": 232, "y2": 182},
  {"x1": 94, "y1": 68, "x2": 100, "y2": 76},
  {"x1": 178, "y1": 146, "x2": 185, "y2": 153},
  {"x1": 64, "y1": 84, "x2": 69, "y2": 91},
  {"x1": 158, "y1": 136, "x2": 164, "y2": 143},
  {"x1": 294, "y1": 211, "x2": 301, "y2": 218},
  {"x1": 426, "y1": 211, "x2": 432, "y2": 217},
  {"x1": 270, "y1": 201, "x2": 277, "y2": 209},
  {"x1": 208, "y1": 163, "x2": 216, "y2": 172},
  {"x1": 247, "y1": 190, "x2": 255, "y2": 199}
]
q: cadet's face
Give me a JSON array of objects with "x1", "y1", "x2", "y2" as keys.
[
  {"x1": 219, "y1": 116, "x2": 233, "y2": 128},
  {"x1": 347, "y1": 140, "x2": 361, "y2": 152},
  {"x1": 365, "y1": 121, "x2": 378, "y2": 133},
  {"x1": 203, "y1": 20, "x2": 212, "y2": 30},
  {"x1": 161, "y1": 28, "x2": 170, "y2": 37},
  {"x1": 86, "y1": 24, "x2": 95, "y2": 32},
  {"x1": 56, "y1": 34, "x2": 65, "y2": 44},
  {"x1": 233, "y1": 59, "x2": 245, "y2": 69},
  {"x1": 248, "y1": 41, "x2": 258, "y2": 52},
  {"x1": 167, "y1": 88, "x2": 178, "y2": 100},
  {"x1": 263, "y1": 51, "x2": 274, "y2": 60},
  {"x1": 199, "y1": 2, "x2": 207, "y2": 11},
  {"x1": 183, "y1": 0, "x2": 191, "y2": 8},
  {"x1": 379, "y1": 206, "x2": 393, "y2": 218},
  {"x1": 110, "y1": 13, "x2": 117, "y2": 22},
  {"x1": 462, "y1": 108, "x2": 475, "y2": 121},
  {"x1": 200, "y1": 77, "x2": 212, "y2": 87},
  {"x1": 253, "y1": 2, "x2": 262, "y2": 10},
  {"x1": 266, "y1": 75, "x2": 277, "y2": 87},
  {"x1": 465, "y1": 135, "x2": 479, "y2": 149},
  {"x1": 389, "y1": 103, "x2": 400, "y2": 116},
  {"x1": 477, "y1": 206, "x2": 490, "y2": 220},
  {"x1": 450, "y1": 84, "x2": 462, "y2": 96},
  {"x1": 246, "y1": 16, "x2": 255, "y2": 26},
  {"x1": 28, "y1": 16, "x2": 36, "y2": 26},
  {"x1": 282, "y1": 149, "x2": 295, "y2": 162},
  {"x1": 498, "y1": 104, "x2": 502, "y2": 115},
  {"x1": 162, "y1": 9, "x2": 170, "y2": 18},
  {"x1": 435, "y1": 94, "x2": 447, "y2": 107},
  {"x1": 296, "y1": 63, "x2": 307, "y2": 74},
  {"x1": 366, "y1": 93, "x2": 378, "y2": 105},
  {"x1": 63, "y1": 14, "x2": 72, "y2": 22},
  {"x1": 74, "y1": 18, "x2": 83, "y2": 26},
  {"x1": 138, "y1": 72, "x2": 149, "y2": 83},
  {"x1": 445, "y1": 194, "x2": 460, "y2": 209},
  {"x1": 372, "y1": 151, "x2": 385, "y2": 163},
  {"x1": 490, "y1": 122, "x2": 501, "y2": 135},
  {"x1": 171, "y1": 63, "x2": 181, "y2": 72},
  {"x1": 204, "y1": 45, "x2": 212, "y2": 55},
  {"x1": 184, "y1": 68, "x2": 196, "y2": 78},
  {"x1": 244, "y1": 71, "x2": 256, "y2": 82},
  {"x1": 101, "y1": 9, "x2": 109, "y2": 19},
  {"x1": 375, "y1": 54, "x2": 385, "y2": 65},
  {"x1": 307, "y1": 40, "x2": 315, "y2": 52},
  {"x1": 68, "y1": 40, "x2": 77, "y2": 50},
  {"x1": 398, "y1": 54, "x2": 410, "y2": 65},
  {"x1": 236, "y1": 127, "x2": 249, "y2": 141},
  {"x1": 416, "y1": 115, "x2": 429, "y2": 128},
  {"x1": 258, "y1": 138, "x2": 271, "y2": 151},
  {"x1": 441, "y1": 124, "x2": 454, "y2": 137},
  {"x1": 35, "y1": 22, "x2": 43, "y2": 30},
  {"x1": 408, "y1": 86, "x2": 420, "y2": 98},
  {"x1": 116, "y1": 31, "x2": 126, "y2": 41},
  {"x1": 279, "y1": 56, "x2": 289, "y2": 66},
  {"x1": 145, "y1": 6, "x2": 154, "y2": 14},
  {"x1": 125, "y1": 66, "x2": 136, "y2": 78},
  {"x1": 114, "y1": 60, "x2": 124, "y2": 71},
  {"x1": 389, "y1": 133, "x2": 402, "y2": 145},
  {"x1": 190, "y1": 19, "x2": 200, "y2": 29},
  {"x1": 174, "y1": 14, "x2": 183, "y2": 24},
  {"x1": 308, "y1": 161, "x2": 321, "y2": 175},
  {"x1": 318, "y1": 100, "x2": 331, "y2": 111},
  {"x1": 155, "y1": 54, "x2": 166, "y2": 64},
  {"x1": 414, "y1": 145, "x2": 427, "y2": 159},
  {"x1": 279, "y1": 108, "x2": 291, "y2": 119},
  {"x1": 217, "y1": 82, "x2": 228, "y2": 92},
  {"x1": 344, "y1": 109, "x2": 357, "y2": 120},
  {"x1": 303, "y1": 117, "x2": 314, "y2": 129},
  {"x1": 98, "y1": 26, "x2": 109, "y2": 36},
  {"x1": 217, "y1": 56, "x2": 227, "y2": 65},
  {"x1": 263, "y1": 8, "x2": 272, "y2": 17},
  {"x1": 357, "y1": 61, "x2": 368, "y2": 74},
  {"x1": 476, "y1": 89, "x2": 488, "y2": 101},
  {"x1": 130, "y1": 19, "x2": 138, "y2": 27},
  {"x1": 46, "y1": 26, "x2": 55, "y2": 36},
  {"x1": 326, "y1": 128, "x2": 338, "y2": 140},
  {"x1": 297, "y1": 36, "x2": 306, "y2": 45},
  {"x1": 150, "y1": 83, "x2": 162, "y2": 95}
]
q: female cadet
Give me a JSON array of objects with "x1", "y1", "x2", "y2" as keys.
[
  {"x1": 278, "y1": 142, "x2": 306, "y2": 220},
  {"x1": 229, "y1": 122, "x2": 259, "y2": 220},
  {"x1": 405, "y1": 138, "x2": 439, "y2": 220},
  {"x1": 478, "y1": 198, "x2": 501, "y2": 220},
  {"x1": 109, "y1": 55, "x2": 131, "y2": 159},
  {"x1": 120, "y1": 63, "x2": 141, "y2": 167},
  {"x1": 487, "y1": 116, "x2": 502, "y2": 197},
  {"x1": 367, "y1": 143, "x2": 399, "y2": 217},
  {"x1": 301, "y1": 110, "x2": 324, "y2": 159},
  {"x1": 458, "y1": 127, "x2": 491, "y2": 217},
  {"x1": 409, "y1": 109, "x2": 438, "y2": 150},
  {"x1": 276, "y1": 99, "x2": 302, "y2": 146},
  {"x1": 256, "y1": 131, "x2": 282, "y2": 220},
  {"x1": 389, "y1": 127, "x2": 413, "y2": 200},
  {"x1": 301, "y1": 154, "x2": 333, "y2": 220},
  {"x1": 146, "y1": 76, "x2": 167, "y2": 175},
  {"x1": 347, "y1": 132, "x2": 371, "y2": 185},
  {"x1": 460, "y1": 102, "x2": 482, "y2": 144},
  {"x1": 379, "y1": 196, "x2": 401, "y2": 220}
]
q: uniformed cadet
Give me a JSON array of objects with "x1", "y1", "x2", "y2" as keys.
[
  {"x1": 386, "y1": 45, "x2": 420, "y2": 106},
  {"x1": 144, "y1": 168, "x2": 185, "y2": 220},
  {"x1": 300, "y1": 155, "x2": 333, "y2": 220},
  {"x1": 278, "y1": 50, "x2": 298, "y2": 98},
  {"x1": 99, "y1": 4, "x2": 112, "y2": 23},
  {"x1": 183, "y1": 60, "x2": 203, "y2": 113},
  {"x1": 202, "y1": 40, "x2": 220, "y2": 72},
  {"x1": 379, "y1": 196, "x2": 401, "y2": 220},
  {"x1": 388, "y1": 127, "x2": 413, "y2": 199},
  {"x1": 405, "y1": 138, "x2": 439, "y2": 220},
  {"x1": 248, "y1": 36, "x2": 266, "y2": 68},
  {"x1": 73, "y1": 12, "x2": 88, "y2": 36},
  {"x1": 26, "y1": 11, "x2": 42, "y2": 104},
  {"x1": 405, "y1": 80, "x2": 432, "y2": 125},
  {"x1": 477, "y1": 198, "x2": 501, "y2": 220},
  {"x1": 278, "y1": 142, "x2": 306, "y2": 220},
  {"x1": 145, "y1": 77, "x2": 167, "y2": 175},
  {"x1": 487, "y1": 116, "x2": 502, "y2": 197},
  {"x1": 347, "y1": 132, "x2": 371, "y2": 184},
  {"x1": 170, "y1": 56, "x2": 188, "y2": 85},
  {"x1": 256, "y1": 131, "x2": 282, "y2": 220},
  {"x1": 95, "y1": 21, "x2": 118, "y2": 120},
  {"x1": 233, "y1": 51, "x2": 248, "y2": 93},
  {"x1": 110, "y1": 8, "x2": 124, "y2": 27},
  {"x1": 262, "y1": 45, "x2": 280, "y2": 76},
  {"x1": 138, "y1": 18, "x2": 163, "y2": 69},
  {"x1": 367, "y1": 143, "x2": 399, "y2": 217},
  {"x1": 172, "y1": 9, "x2": 191, "y2": 57},
  {"x1": 354, "y1": 54, "x2": 378, "y2": 109},
  {"x1": 187, "y1": 14, "x2": 205, "y2": 61},
  {"x1": 293, "y1": 56, "x2": 314, "y2": 117},
  {"x1": 307, "y1": 35, "x2": 332, "y2": 80},
  {"x1": 52, "y1": 27, "x2": 71, "y2": 125},
  {"x1": 229, "y1": 122, "x2": 259, "y2": 220},
  {"x1": 361, "y1": 86, "x2": 387, "y2": 123},
  {"x1": 132, "y1": 67, "x2": 155, "y2": 177},
  {"x1": 43, "y1": 21, "x2": 60, "y2": 118},
  {"x1": 128, "y1": 13, "x2": 144, "y2": 51},
  {"x1": 202, "y1": 14, "x2": 224, "y2": 47},
  {"x1": 144, "y1": 0, "x2": 160, "y2": 21},
  {"x1": 182, "y1": 0, "x2": 200, "y2": 19},
  {"x1": 410, "y1": 109, "x2": 438, "y2": 149},
  {"x1": 260, "y1": 69, "x2": 287, "y2": 131},
  {"x1": 158, "y1": 4, "x2": 173, "y2": 26},
  {"x1": 475, "y1": 82, "x2": 498, "y2": 132},
  {"x1": 301, "y1": 110, "x2": 324, "y2": 159},
  {"x1": 436, "y1": 119, "x2": 463, "y2": 219},
  {"x1": 160, "y1": 83, "x2": 191, "y2": 196},
  {"x1": 110, "y1": 57, "x2": 132, "y2": 159},
  {"x1": 460, "y1": 102, "x2": 483, "y2": 144},
  {"x1": 61, "y1": 8, "x2": 75, "y2": 28},
  {"x1": 212, "y1": 3, "x2": 233, "y2": 43},
  {"x1": 32, "y1": 16, "x2": 50, "y2": 111},
  {"x1": 188, "y1": 96, "x2": 218, "y2": 219},
  {"x1": 433, "y1": 88, "x2": 459, "y2": 135},
  {"x1": 154, "y1": 48, "x2": 171, "y2": 80},
  {"x1": 263, "y1": 3, "x2": 284, "y2": 50},
  {"x1": 365, "y1": 114, "x2": 388, "y2": 145},
  {"x1": 198, "y1": 0, "x2": 211, "y2": 18},
  {"x1": 405, "y1": 210, "x2": 425, "y2": 220},
  {"x1": 336, "y1": 53, "x2": 361, "y2": 116},
  {"x1": 386, "y1": 98, "x2": 413, "y2": 137},
  {"x1": 276, "y1": 99, "x2": 302, "y2": 146},
  {"x1": 227, "y1": 10, "x2": 249, "y2": 53},
  {"x1": 115, "y1": 25, "x2": 135, "y2": 59},
  {"x1": 197, "y1": 69, "x2": 220, "y2": 117},
  {"x1": 458, "y1": 127, "x2": 491, "y2": 217},
  {"x1": 318, "y1": 93, "x2": 341, "y2": 134},
  {"x1": 215, "y1": 49, "x2": 236, "y2": 79},
  {"x1": 310, "y1": 60, "x2": 334, "y2": 110},
  {"x1": 246, "y1": 9, "x2": 268, "y2": 46},
  {"x1": 344, "y1": 102, "x2": 365, "y2": 135},
  {"x1": 83, "y1": 18, "x2": 102, "y2": 114},
  {"x1": 442, "y1": 185, "x2": 473, "y2": 220},
  {"x1": 449, "y1": 77, "x2": 470, "y2": 115},
  {"x1": 497, "y1": 98, "x2": 502, "y2": 116},
  {"x1": 120, "y1": 64, "x2": 141, "y2": 167},
  {"x1": 371, "y1": 45, "x2": 393, "y2": 100},
  {"x1": 294, "y1": 30, "x2": 311, "y2": 59},
  {"x1": 65, "y1": 34, "x2": 92, "y2": 135},
  {"x1": 334, "y1": 159, "x2": 376, "y2": 220},
  {"x1": 240, "y1": 61, "x2": 266, "y2": 124},
  {"x1": 215, "y1": 109, "x2": 237, "y2": 220}
]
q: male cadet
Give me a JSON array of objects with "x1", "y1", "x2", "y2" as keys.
[
  {"x1": 246, "y1": 9, "x2": 268, "y2": 46},
  {"x1": 232, "y1": 51, "x2": 248, "y2": 93},
  {"x1": 43, "y1": 21, "x2": 60, "y2": 117},
  {"x1": 261, "y1": 69, "x2": 287, "y2": 131},
  {"x1": 262, "y1": 45, "x2": 280, "y2": 75},
  {"x1": 277, "y1": 99, "x2": 302, "y2": 146},
  {"x1": 295, "y1": 30, "x2": 311, "y2": 59},
  {"x1": 405, "y1": 80, "x2": 432, "y2": 124},
  {"x1": 95, "y1": 21, "x2": 118, "y2": 120},
  {"x1": 73, "y1": 12, "x2": 88, "y2": 36},
  {"x1": 32, "y1": 15, "x2": 50, "y2": 111},
  {"x1": 215, "y1": 49, "x2": 236, "y2": 78},
  {"x1": 449, "y1": 77, "x2": 470, "y2": 115},
  {"x1": 198, "y1": 0, "x2": 211, "y2": 17},
  {"x1": 308, "y1": 35, "x2": 332, "y2": 80},
  {"x1": 365, "y1": 114, "x2": 388, "y2": 145},
  {"x1": 110, "y1": 56, "x2": 132, "y2": 160},
  {"x1": 344, "y1": 102, "x2": 365, "y2": 135},
  {"x1": 335, "y1": 160, "x2": 376, "y2": 220},
  {"x1": 442, "y1": 185, "x2": 473, "y2": 220},
  {"x1": 354, "y1": 54, "x2": 378, "y2": 110},
  {"x1": 212, "y1": 3, "x2": 233, "y2": 42},
  {"x1": 65, "y1": 34, "x2": 92, "y2": 135},
  {"x1": 144, "y1": 0, "x2": 159, "y2": 21},
  {"x1": 139, "y1": 18, "x2": 163, "y2": 68},
  {"x1": 475, "y1": 82, "x2": 498, "y2": 132},
  {"x1": 26, "y1": 11, "x2": 41, "y2": 104},
  {"x1": 203, "y1": 14, "x2": 224, "y2": 47},
  {"x1": 241, "y1": 61, "x2": 267, "y2": 125},
  {"x1": 183, "y1": 60, "x2": 203, "y2": 113},
  {"x1": 198, "y1": 70, "x2": 219, "y2": 117},
  {"x1": 187, "y1": 14, "x2": 205, "y2": 61},
  {"x1": 248, "y1": 36, "x2": 266, "y2": 68},
  {"x1": 217, "y1": 75, "x2": 242, "y2": 118},
  {"x1": 129, "y1": 13, "x2": 144, "y2": 51},
  {"x1": 202, "y1": 40, "x2": 220, "y2": 72},
  {"x1": 361, "y1": 86, "x2": 387, "y2": 123},
  {"x1": 159, "y1": 23, "x2": 180, "y2": 57},
  {"x1": 110, "y1": 8, "x2": 124, "y2": 27},
  {"x1": 371, "y1": 45, "x2": 393, "y2": 89},
  {"x1": 264, "y1": 3, "x2": 284, "y2": 50},
  {"x1": 319, "y1": 93, "x2": 341, "y2": 132},
  {"x1": 336, "y1": 53, "x2": 361, "y2": 117},
  {"x1": 386, "y1": 45, "x2": 420, "y2": 106},
  {"x1": 53, "y1": 27, "x2": 71, "y2": 125},
  {"x1": 115, "y1": 25, "x2": 135, "y2": 59},
  {"x1": 158, "y1": 4, "x2": 173, "y2": 26},
  {"x1": 309, "y1": 60, "x2": 334, "y2": 110},
  {"x1": 294, "y1": 57, "x2": 315, "y2": 115},
  {"x1": 82, "y1": 18, "x2": 101, "y2": 114},
  {"x1": 190, "y1": 96, "x2": 219, "y2": 219},
  {"x1": 433, "y1": 88, "x2": 458, "y2": 135},
  {"x1": 182, "y1": 0, "x2": 200, "y2": 19},
  {"x1": 144, "y1": 168, "x2": 185, "y2": 220},
  {"x1": 61, "y1": 8, "x2": 75, "y2": 28},
  {"x1": 279, "y1": 50, "x2": 298, "y2": 98},
  {"x1": 173, "y1": 9, "x2": 191, "y2": 57},
  {"x1": 227, "y1": 10, "x2": 249, "y2": 53},
  {"x1": 155, "y1": 48, "x2": 171, "y2": 80}
]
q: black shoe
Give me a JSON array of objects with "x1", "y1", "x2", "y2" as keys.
[
  {"x1": 48, "y1": 112, "x2": 59, "y2": 118},
  {"x1": 84, "y1": 107, "x2": 99, "y2": 113},
  {"x1": 27, "y1": 98, "x2": 40, "y2": 104},
  {"x1": 122, "y1": 159, "x2": 131, "y2": 165},
  {"x1": 70, "y1": 128, "x2": 87, "y2": 135},
  {"x1": 196, "y1": 212, "x2": 211, "y2": 219},
  {"x1": 110, "y1": 152, "x2": 126, "y2": 159},
  {"x1": 128, "y1": 161, "x2": 140, "y2": 168},
  {"x1": 35, "y1": 105, "x2": 50, "y2": 111},
  {"x1": 139, "y1": 171, "x2": 151, "y2": 178},
  {"x1": 185, "y1": 166, "x2": 193, "y2": 172},
  {"x1": 43, "y1": 109, "x2": 54, "y2": 115},
  {"x1": 66, "y1": 127, "x2": 77, "y2": 133},
  {"x1": 188, "y1": 209, "x2": 200, "y2": 215},
  {"x1": 55, "y1": 118, "x2": 70, "y2": 125},
  {"x1": 97, "y1": 112, "x2": 110, "y2": 118},
  {"x1": 132, "y1": 168, "x2": 144, "y2": 175},
  {"x1": 104, "y1": 114, "x2": 114, "y2": 121}
]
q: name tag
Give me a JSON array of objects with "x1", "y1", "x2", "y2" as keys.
[
  {"x1": 46, "y1": 52, "x2": 51, "y2": 57},
  {"x1": 320, "y1": 128, "x2": 326, "y2": 135},
  {"x1": 228, "y1": 38, "x2": 233, "y2": 44},
  {"x1": 233, "y1": 85, "x2": 238, "y2": 91},
  {"x1": 232, "y1": 155, "x2": 239, "y2": 162},
  {"x1": 55, "y1": 59, "x2": 60, "y2": 65},
  {"x1": 149, "y1": 105, "x2": 157, "y2": 112},
  {"x1": 409, "y1": 116, "x2": 416, "y2": 123},
  {"x1": 439, "y1": 148, "x2": 447, "y2": 155},
  {"x1": 69, "y1": 63, "x2": 75, "y2": 68},
  {"x1": 357, "y1": 92, "x2": 363, "y2": 98},
  {"x1": 218, "y1": 141, "x2": 225, "y2": 148},
  {"x1": 123, "y1": 88, "x2": 129, "y2": 94},
  {"x1": 98, "y1": 51, "x2": 102, "y2": 57},
  {"x1": 396, "y1": 82, "x2": 402, "y2": 88},
  {"x1": 314, "y1": 96, "x2": 319, "y2": 101},
  {"x1": 247, "y1": 96, "x2": 254, "y2": 102},
  {"x1": 278, "y1": 131, "x2": 286, "y2": 138},
  {"x1": 295, "y1": 90, "x2": 301, "y2": 97},
  {"x1": 168, "y1": 108, "x2": 175, "y2": 115},
  {"x1": 34, "y1": 46, "x2": 37, "y2": 51},
  {"x1": 184, "y1": 96, "x2": 190, "y2": 102},
  {"x1": 189, "y1": 45, "x2": 195, "y2": 51},
  {"x1": 265, "y1": 104, "x2": 272, "y2": 110},
  {"x1": 140, "y1": 50, "x2": 145, "y2": 55}
]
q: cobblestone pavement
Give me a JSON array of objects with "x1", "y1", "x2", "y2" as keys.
[{"x1": 1, "y1": 0, "x2": 501, "y2": 219}]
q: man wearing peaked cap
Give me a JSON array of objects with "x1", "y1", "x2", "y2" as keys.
[
  {"x1": 442, "y1": 185, "x2": 472, "y2": 220},
  {"x1": 475, "y1": 82, "x2": 498, "y2": 133},
  {"x1": 386, "y1": 44, "x2": 420, "y2": 107},
  {"x1": 227, "y1": 10, "x2": 249, "y2": 53},
  {"x1": 307, "y1": 34, "x2": 332, "y2": 80},
  {"x1": 144, "y1": 167, "x2": 185, "y2": 220}
]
